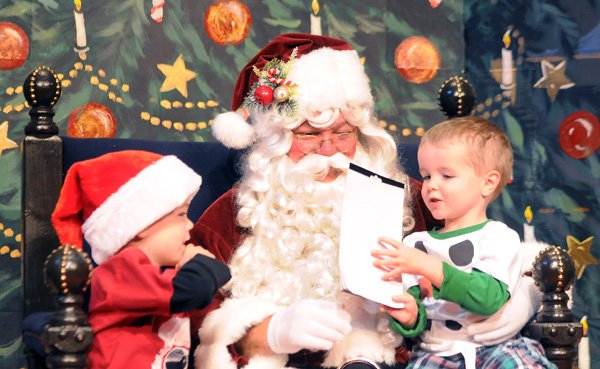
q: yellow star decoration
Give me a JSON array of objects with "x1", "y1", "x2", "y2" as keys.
[
  {"x1": 533, "y1": 60, "x2": 575, "y2": 102},
  {"x1": 0, "y1": 121, "x2": 18, "y2": 156},
  {"x1": 566, "y1": 235, "x2": 597, "y2": 279},
  {"x1": 157, "y1": 54, "x2": 197, "y2": 98}
]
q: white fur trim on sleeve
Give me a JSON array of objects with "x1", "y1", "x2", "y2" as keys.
[{"x1": 194, "y1": 297, "x2": 289, "y2": 369}]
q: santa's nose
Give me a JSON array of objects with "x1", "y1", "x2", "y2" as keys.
[{"x1": 317, "y1": 139, "x2": 336, "y2": 156}]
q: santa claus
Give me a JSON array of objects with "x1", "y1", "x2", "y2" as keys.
[{"x1": 189, "y1": 33, "x2": 542, "y2": 369}]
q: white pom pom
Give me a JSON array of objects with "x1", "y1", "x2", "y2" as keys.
[{"x1": 212, "y1": 111, "x2": 255, "y2": 149}]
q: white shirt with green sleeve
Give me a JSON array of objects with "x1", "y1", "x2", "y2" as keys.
[{"x1": 395, "y1": 220, "x2": 522, "y2": 369}]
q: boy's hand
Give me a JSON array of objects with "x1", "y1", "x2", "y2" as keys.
[
  {"x1": 382, "y1": 293, "x2": 418, "y2": 329},
  {"x1": 178, "y1": 245, "x2": 215, "y2": 268},
  {"x1": 371, "y1": 237, "x2": 430, "y2": 279}
]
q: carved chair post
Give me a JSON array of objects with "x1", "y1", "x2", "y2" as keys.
[
  {"x1": 522, "y1": 246, "x2": 583, "y2": 369},
  {"x1": 43, "y1": 245, "x2": 93, "y2": 369},
  {"x1": 22, "y1": 66, "x2": 63, "y2": 317},
  {"x1": 22, "y1": 66, "x2": 95, "y2": 368}
]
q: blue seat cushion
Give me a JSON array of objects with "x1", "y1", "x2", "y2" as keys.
[{"x1": 22, "y1": 311, "x2": 53, "y2": 357}]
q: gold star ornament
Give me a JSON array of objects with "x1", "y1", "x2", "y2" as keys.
[
  {"x1": 157, "y1": 54, "x2": 197, "y2": 98},
  {"x1": 0, "y1": 121, "x2": 18, "y2": 156},
  {"x1": 533, "y1": 60, "x2": 575, "y2": 102},
  {"x1": 566, "y1": 235, "x2": 597, "y2": 279}
]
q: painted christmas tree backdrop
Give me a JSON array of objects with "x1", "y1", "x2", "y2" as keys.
[{"x1": 0, "y1": 0, "x2": 598, "y2": 368}]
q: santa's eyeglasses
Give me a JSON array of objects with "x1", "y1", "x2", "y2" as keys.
[{"x1": 293, "y1": 128, "x2": 357, "y2": 154}]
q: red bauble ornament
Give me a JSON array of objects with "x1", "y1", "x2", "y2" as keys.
[
  {"x1": 0, "y1": 22, "x2": 30, "y2": 71},
  {"x1": 67, "y1": 102, "x2": 117, "y2": 138},
  {"x1": 205, "y1": 0, "x2": 252, "y2": 46},
  {"x1": 254, "y1": 85, "x2": 274, "y2": 106},
  {"x1": 394, "y1": 36, "x2": 441, "y2": 84},
  {"x1": 558, "y1": 111, "x2": 600, "y2": 159}
]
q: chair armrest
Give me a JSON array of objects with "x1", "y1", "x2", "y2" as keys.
[
  {"x1": 521, "y1": 246, "x2": 583, "y2": 369},
  {"x1": 43, "y1": 245, "x2": 94, "y2": 369}
]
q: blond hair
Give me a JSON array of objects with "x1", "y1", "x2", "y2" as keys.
[{"x1": 420, "y1": 116, "x2": 513, "y2": 200}]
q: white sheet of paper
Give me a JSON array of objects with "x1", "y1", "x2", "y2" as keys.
[{"x1": 339, "y1": 163, "x2": 406, "y2": 308}]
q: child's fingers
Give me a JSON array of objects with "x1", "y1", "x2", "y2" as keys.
[
  {"x1": 378, "y1": 237, "x2": 402, "y2": 249},
  {"x1": 371, "y1": 248, "x2": 399, "y2": 257},
  {"x1": 381, "y1": 269, "x2": 403, "y2": 281},
  {"x1": 391, "y1": 294, "x2": 413, "y2": 304}
]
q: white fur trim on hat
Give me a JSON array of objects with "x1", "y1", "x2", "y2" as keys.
[
  {"x1": 82, "y1": 155, "x2": 202, "y2": 264},
  {"x1": 288, "y1": 48, "x2": 374, "y2": 119},
  {"x1": 212, "y1": 111, "x2": 256, "y2": 149}
]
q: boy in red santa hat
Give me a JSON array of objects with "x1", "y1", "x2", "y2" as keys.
[
  {"x1": 190, "y1": 34, "x2": 543, "y2": 369},
  {"x1": 51, "y1": 150, "x2": 231, "y2": 369}
]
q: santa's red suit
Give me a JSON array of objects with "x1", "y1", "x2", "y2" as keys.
[{"x1": 88, "y1": 247, "x2": 230, "y2": 369}]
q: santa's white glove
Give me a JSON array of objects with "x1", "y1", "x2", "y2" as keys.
[
  {"x1": 267, "y1": 299, "x2": 352, "y2": 354},
  {"x1": 468, "y1": 241, "x2": 546, "y2": 345}
]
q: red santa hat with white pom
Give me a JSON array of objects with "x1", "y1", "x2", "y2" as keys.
[
  {"x1": 212, "y1": 33, "x2": 375, "y2": 149},
  {"x1": 51, "y1": 150, "x2": 202, "y2": 265}
]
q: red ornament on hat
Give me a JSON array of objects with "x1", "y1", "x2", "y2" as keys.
[{"x1": 253, "y1": 85, "x2": 274, "y2": 106}]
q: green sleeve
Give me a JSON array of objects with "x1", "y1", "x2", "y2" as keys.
[
  {"x1": 433, "y1": 262, "x2": 510, "y2": 316},
  {"x1": 389, "y1": 285, "x2": 427, "y2": 338}
]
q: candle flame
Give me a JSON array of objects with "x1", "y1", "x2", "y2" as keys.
[
  {"x1": 502, "y1": 29, "x2": 511, "y2": 49},
  {"x1": 524, "y1": 205, "x2": 533, "y2": 224},
  {"x1": 74, "y1": 0, "x2": 81, "y2": 11},
  {"x1": 312, "y1": 0, "x2": 320, "y2": 15},
  {"x1": 581, "y1": 316, "x2": 588, "y2": 336}
]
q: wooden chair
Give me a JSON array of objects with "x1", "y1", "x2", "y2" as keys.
[{"x1": 20, "y1": 66, "x2": 582, "y2": 369}]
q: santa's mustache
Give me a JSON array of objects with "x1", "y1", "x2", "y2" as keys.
[{"x1": 288, "y1": 152, "x2": 351, "y2": 180}]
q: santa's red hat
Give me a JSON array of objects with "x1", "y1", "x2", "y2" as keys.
[
  {"x1": 51, "y1": 150, "x2": 202, "y2": 265},
  {"x1": 212, "y1": 33, "x2": 374, "y2": 149}
]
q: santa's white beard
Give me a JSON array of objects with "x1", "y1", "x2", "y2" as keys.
[{"x1": 228, "y1": 152, "x2": 362, "y2": 304}]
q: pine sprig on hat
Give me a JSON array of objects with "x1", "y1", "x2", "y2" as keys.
[{"x1": 242, "y1": 48, "x2": 298, "y2": 116}]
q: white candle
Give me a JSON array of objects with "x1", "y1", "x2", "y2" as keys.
[
  {"x1": 501, "y1": 48, "x2": 513, "y2": 87},
  {"x1": 310, "y1": 13, "x2": 322, "y2": 35},
  {"x1": 73, "y1": 9, "x2": 89, "y2": 60},
  {"x1": 523, "y1": 223, "x2": 536, "y2": 242},
  {"x1": 523, "y1": 205, "x2": 536, "y2": 242},
  {"x1": 501, "y1": 30, "x2": 513, "y2": 89},
  {"x1": 579, "y1": 316, "x2": 590, "y2": 369},
  {"x1": 74, "y1": 10, "x2": 87, "y2": 48},
  {"x1": 310, "y1": 0, "x2": 322, "y2": 36}
]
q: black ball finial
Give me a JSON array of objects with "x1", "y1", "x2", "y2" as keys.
[
  {"x1": 23, "y1": 65, "x2": 62, "y2": 137},
  {"x1": 532, "y1": 246, "x2": 576, "y2": 294},
  {"x1": 44, "y1": 245, "x2": 93, "y2": 296},
  {"x1": 437, "y1": 75, "x2": 475, "y2": 118},
  {"x1": 23, "y1": 65, "x2": 62, "y2": 108}
]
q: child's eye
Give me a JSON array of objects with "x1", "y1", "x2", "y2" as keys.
[
  {"x1": 421, "y1": 175, "x2": 430, "y2": 180},
  {"x1": 443, "y1": 174, "x2": 453, "y2": 179}
]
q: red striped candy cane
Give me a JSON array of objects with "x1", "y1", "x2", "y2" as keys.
[
  {"x1": 267, "y1": 68, "x2": 296, "y2": 86},
  {"x1": 151, "y1": 0, "x2": 165, "y2": 23}
]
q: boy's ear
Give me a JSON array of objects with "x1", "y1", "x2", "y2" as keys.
[{"x1": 482, "y1": 170, "x2": 501, "y2": 197}]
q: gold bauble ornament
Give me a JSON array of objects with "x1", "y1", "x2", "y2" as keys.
[{"x1": 273, "y1": 86, "x2": 290, "y2": 102}]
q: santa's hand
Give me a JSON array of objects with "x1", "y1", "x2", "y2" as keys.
[
  {"x1": 468, "y1": 241, "x2": 545, "y2": 345},
  {"x1": 267, "y1": 299, "x2": 352, "y2": 354}
]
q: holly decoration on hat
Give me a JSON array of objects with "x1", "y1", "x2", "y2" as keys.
[{"x1": 243, "y1": 48, "x2": 298, "y2": 115}]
